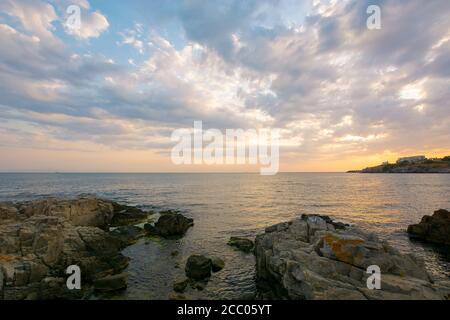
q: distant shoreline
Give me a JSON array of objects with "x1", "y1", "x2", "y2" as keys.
[
  {"x1": 0, "y1": 171, "x2": 345, "y2": 174},
  {"x1": 348, "y1": 157, "x2": 450, "y2": 174},
  {"x1": 348, "y1": 171, "x2": 450, "y2": 174}
]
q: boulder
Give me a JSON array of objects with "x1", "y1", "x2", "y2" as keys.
[
  {"x1": 408, "y1": 209, "x2": 450, "y2": 246},
  {"x1": 211, "y1": 257, "x2": 225, "y2": 272},
  {"x1": 255, "y1": 214, "x2": 448, "y2": 300},
  {"x1": 185, "y1": 255, "x2": 212, "y2": 280},
  {"x1": 144, "y1": 213, "x2": 193, "y2": 238},
  {"x1": 93, "y1": 273, "x2": 128, "y2": 292},
  {"x1": 228, "y1": 237, "x2": 254, "y2": 253}
]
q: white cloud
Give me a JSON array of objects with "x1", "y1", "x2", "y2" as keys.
[
  {"x1": 0, "y1": 0, "x2": 60, "y2": 44},
  {"x1": 64, "y1": 9, "x2": 109, "y2": 39}
]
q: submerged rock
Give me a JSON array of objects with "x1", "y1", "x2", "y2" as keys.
[
  {"x1": 185, "y1": 255, "x2": 212, "y2": 281},
  {"x1": 144, "y1": 213, "x2": 193, "y2": 238},
  {"x1": 408, "y1": 209, "x2": 450, "y2": 246},
  {"x1": 110, "y1": 203, "x2": 149, "y2": 227},
  {"x1": 93, "y1": 273, "x2": 128, "y2": 292},
  {"x1": 109, "y1": 225, "x2": 146, "y2": 246},
  {"x1": 169, "y1": 292, "x2": 187, "y2": 300},
  {"x1": 211, "y1": 257, "x2": 225, "y2": 272},
  {"x1": 255, "y1": 214, "x2": 449, "y2": 300},
  {"x1": 191, "y1": 280, "x2": 208, "y2": 291},
  {"x1": 173, "y1": 279, "x2": 189, "y2": 293},
  {"x1": 228, "y1": 237, "x2": 254, "y2": 253}
]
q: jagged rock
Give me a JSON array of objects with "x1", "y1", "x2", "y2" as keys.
[
  {"x1": 0, "y1": 203, "x2": 19, "y2": 222},
  {"x1": 408, "y1": 209, "x2": 450, "y2": 246},
  {"x1": 185, "y1": 255, "x2": 212, "y2": 280},
  {"x1": 211, "y1": 257, "x2": 225, "y2": 272},
  {"x1": 93, "y1": 273, "x2": 128, "y2": 292},
  {"x1": 255, "y1": 214, "x2": 448, "y2": 300},
  {"x1": 144, "y1": 213, "x2": 193, "y2": 238},
  {"x1": 228, "y1": 237, "x2": 254, "y2": 253},
  {"x1": 0, "y1": 196, "x2": 142, "y2": 300},
  {"x1": 13, "y1": 196, "x2": 115, "y2": 229}
]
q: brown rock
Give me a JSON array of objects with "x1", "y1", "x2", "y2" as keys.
[
  {"x1": 408, "y1": 209, "x2": 450, "y2": 246},
  {"x1": 144, "y1": 213, "x2": 193, "y2": 238},
  {"x1": 185, "y1": 255, "x2": 212, "y2": 280}
]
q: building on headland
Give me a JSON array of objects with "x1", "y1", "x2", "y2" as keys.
[{"x1": 396, "y1": 155, "x2": 426, "y2": 164}]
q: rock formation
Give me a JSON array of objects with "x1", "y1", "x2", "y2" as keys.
[
  {"x1": 408, "y1": 209, "x2": 450, "y2": 246},
  {"x1": 255, "y1": 214, "x2": 449, "y2": 300},
  {"x1": 144, "y1": 213, "x2": 193, "y2": 238},
  {"x1": 0, "y1": 196, "x2": 150, "y2": 300}
]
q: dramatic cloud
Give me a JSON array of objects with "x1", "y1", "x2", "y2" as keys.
[{"x1": 0, "y1": 0, "x2": 449, "y2": 172}]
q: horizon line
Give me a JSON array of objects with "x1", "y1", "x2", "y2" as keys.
[{"x1": 0, "y1": 171, "x2": 348, "y2": 174}]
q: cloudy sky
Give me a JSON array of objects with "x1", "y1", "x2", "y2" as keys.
[{"x1": 0, "y1": 0, "x2": 449, "y2": 172}]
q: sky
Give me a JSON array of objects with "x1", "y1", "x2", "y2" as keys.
[{"x1": 0, "y1": 0, "x2": 449, "y2": 172}]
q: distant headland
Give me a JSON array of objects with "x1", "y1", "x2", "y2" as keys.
[{"x1": 348, "y1": 155, "x2": 450, "y2": 173}]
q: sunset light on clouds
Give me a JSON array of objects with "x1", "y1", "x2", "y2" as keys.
[{"x1": 1, "y1": 0, "x2": 449, "y2": 172}]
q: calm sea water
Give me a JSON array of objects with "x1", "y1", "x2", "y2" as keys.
[{"x1": 0, "y1": 173, "x2": 449, "y2": 299}]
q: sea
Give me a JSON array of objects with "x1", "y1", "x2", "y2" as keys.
[{"x1": 0, "y1": 172, "x2": 449, "y2": 299}]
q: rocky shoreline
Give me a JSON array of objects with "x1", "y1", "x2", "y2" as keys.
[
  {"x1": 255, "y1": 214, "x2": 450, "y2": 300},
  {"x1": 1, "y1": 196, "x2": 449, "y2": 300},
  {"x1": 0, "y1": 196, "x2": 187, "y2": 299}
]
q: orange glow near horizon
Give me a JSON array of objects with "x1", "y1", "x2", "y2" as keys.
[{"x1": 1, "y1": 146, "x2": 449, "y2": 173}]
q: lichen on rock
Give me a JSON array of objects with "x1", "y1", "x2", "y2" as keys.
[{"x1": 255, "y1": 214, "x2": 449, "y2": 300}]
